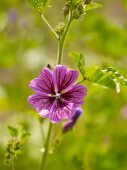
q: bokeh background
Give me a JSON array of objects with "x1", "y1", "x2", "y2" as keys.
[{"x1": 0, "y1": 0, "x2": 127, "y2": 170}]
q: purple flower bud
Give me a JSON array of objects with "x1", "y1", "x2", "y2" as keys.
[
  {"x1": 62, "y1": 120, "x2": 74, "y2": 133},
  {"x1": 62, "y1": 108, "x2": 82, "y2": 133},
  {"x1": 71, "y1": 108, "x2": 82, "y2": 123}
]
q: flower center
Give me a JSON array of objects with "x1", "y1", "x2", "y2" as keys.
[{"x1": 55, "y1": 93, "x2": 61, "y2": 100}]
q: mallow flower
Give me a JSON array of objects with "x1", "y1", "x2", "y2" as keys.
[{"x1": 28, "y1": 65, "x2": 87, "y2": 123}]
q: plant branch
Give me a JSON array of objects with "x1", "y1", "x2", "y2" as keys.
[
  {"x1": 57, "y1": 11, "x2": 73, "y2": 64},
  {"x1": 77, "y1": 76, "x2": 90, "y2": 84},
  {"x1": 41, "y1": 14, "x2": 59, "y2": 40}
]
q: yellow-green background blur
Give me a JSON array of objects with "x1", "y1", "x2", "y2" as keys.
[{"x1": 0, "y1": 0, "x2": 127, "y2": 170}]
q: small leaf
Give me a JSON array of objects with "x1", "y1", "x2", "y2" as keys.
[
  {"x1": 85, "y1": 66, "x2": 127, "y2": 92},
  {"x1": 69, "y1": 51, "x2": 85, "y2": 78},
  {"x1": 84, "y1": 2, "x2": 102, "y2": 11},
  {"x1": 5, "y1": 125, "x2": 30, "y2": 167},
  {"x1": 8, "y1": 126, "x2": 18, "y2": 137},
  {"x1": 15, "y1": 150, "x2": 22, "y2": 155},
  {"x1": 27, "y1": 0, "x2": 51, "y2": 13},
  {"x1": 20, "y1": 132, "x2": 31, "y2": 144}
]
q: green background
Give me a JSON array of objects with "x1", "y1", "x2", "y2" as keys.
[{"x1": 0, "y1": 0, "x2": 127, "y2": 170}]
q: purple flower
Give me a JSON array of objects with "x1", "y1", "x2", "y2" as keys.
[
  {"x1": 28, "y1": 65, "x2": 87, "y2": 123},
  {"x1": 62, "y1": 108, "x2": 82, "y2": 133}
]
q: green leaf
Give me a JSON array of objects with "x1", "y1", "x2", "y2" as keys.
[
  {"x1": 84, "y1": 2, "x2": 102, "y2": 12},
  {"x1": 5, "y1": 125, "x2": 30, "y2": 167},
  {"x1": 8, "y1": 126, "x2": 18, "y2": 137},
  {"x1": 27, "y1": 0, "x2": 51, "y2": 13},
  {"x1": 15, "y1": 150, "x2": 22, "y2": 155},
  {"x1": 85, "y1": 66, "x2": 127, "y2": 93},
  {"x1": 20, "y1": 132, "x2": 31, "y2": 144},
  {"x1": 69, "y1": 51, "x2": 85, "y2": 78}
]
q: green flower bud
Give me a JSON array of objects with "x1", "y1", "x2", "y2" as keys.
[
  {"x1": 14, "y1": 140, "x2": 20, "y2": 150},
  {"x1": 63, "y1": 3, "x2": 70, "y2": 17},
  {"x1": 72, "y1": 3, "x2": 84, "y2": 19},
  {"x1": 78, "y1": 4, "x2": 84, "y2": 13},
  {"x1": 55, "y1": 23, "x2": 65, "y2": 36},
  {"x1": 84, "y1": 0, "x2": 92, "y2": 5}
]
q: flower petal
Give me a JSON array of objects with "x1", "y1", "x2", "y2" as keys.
[
  {"x1": 28, "y1": 94, "x2": 54, "y2": 112},
  {"x1": 53, "y1": 65, "x2": 78, "y2": 92},
  {"x1": 59, "y1": 100, "x2": 75, "y2": 119},
  {"x1": 49, "y1": 100, "x2": 74, "y2": 123},
  {"x1": 29, "y1": 68, "x2": 54, "y2": 94},
  {"x1": 62, "y1": 84, "x2": 87, "y2": 106},
  {"x1": 39, "y1": 109, "x2": 49, "y2": 118},
  {"x1": 49, "y1": 102, "x2": 62, "y2": 123}
]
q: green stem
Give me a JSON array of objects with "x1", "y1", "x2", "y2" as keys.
[
  {"x1": 57, "y1": 12, "x2": 73, "y2": 64},
  {"x1": 40, "y1": 121, "x2": 45, "y2": 144},
  {"x1": 40, "y1": 10, "x2": 73, "y2": 170},
  {"x1": 41, "y1": 14, "x2": 59, "y2": 40},
  {"x1": 40, "y1": 122, "x2": 52, "y2": 170},
  {"x1": 77, "y1": 76, "x2": 91, "y2": 84},
  {"x1": 11, "y1": 156, "x2": 15, "y2": 170}
]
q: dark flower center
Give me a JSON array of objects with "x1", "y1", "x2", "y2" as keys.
[{"x1": 55, "y1": 93, "x2": 61, "y2": 100}]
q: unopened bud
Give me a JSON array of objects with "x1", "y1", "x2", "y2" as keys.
[
  {"x1": 62, "y1": 108, "x2": 82, "y2": 133},
  {"x1": 71, "y1": 108, "x2": 82, "y2": 123},
  {"x1": 47, "y1": 64, "x2": 52, "y2": 70},
  {"x1": 62, "y1": 120, "x2": 73, "y2": 133},
  {"x1": 72, "y1": 3, "x2": 84, "y2": 19},
  {"x1": 55, "y1": 23, "x2": 65, "y2": 36},
  {"x1": 63, "y1": 3, "x2": 70, "y2": 17},
  {"x1": 84, "y1": 0, "x2": 92, "y2": 5}
]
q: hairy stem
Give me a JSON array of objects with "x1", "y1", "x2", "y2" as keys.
[
  {"x1": 40, "y1": 122, "x2": 52, "y2": 170},
  {"x1": 57, "y1": 12, "x2": 73, "y2": 64},
  {"x1": 41, "y1": 14, "x2": 59, "y2": 40}
]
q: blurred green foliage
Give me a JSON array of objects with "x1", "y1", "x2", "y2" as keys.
[
  {"x1": 4, "y1": 125, "x2": 30, "y2": 167},
  {"x1": 0, "y1": 0, "x2": 127, "y2": 170}
]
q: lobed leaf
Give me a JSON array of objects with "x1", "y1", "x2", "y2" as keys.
[
  {"x1": 27, "y1": 0, "x2": 51, "y2": 13},
  {"x1": 69, "y1": 51, "x2": 85, "y2": 78},
  {"x1": 8, "y1": 126, "x2": 18, "y2": 137},
  {"x1": 85, "y1": 66, "x2": 127, "y2": 92}
]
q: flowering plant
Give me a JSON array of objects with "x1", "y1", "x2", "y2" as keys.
[{"x1": 26, "y1": 0, "x2": 127, "y2": 170}]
